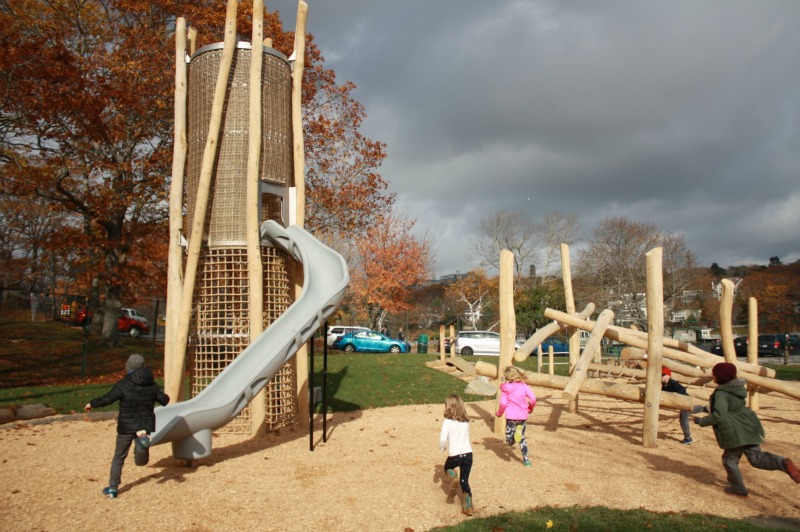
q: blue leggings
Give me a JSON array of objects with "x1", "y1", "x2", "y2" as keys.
[{"x1": 444, "y1": 452, "x2": 473, "y2": 495}]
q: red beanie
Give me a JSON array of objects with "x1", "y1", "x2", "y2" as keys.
[
  {"x1": 661, "y1": 367, "x2": 672, "y2": 377},
  {"x1": 712, "y1": 362, "x2": 737, "y2": 384}
]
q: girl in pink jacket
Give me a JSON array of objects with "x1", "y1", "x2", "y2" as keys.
[{"x1": 495, "y1": 366, "x2": 536, "y2": 467}]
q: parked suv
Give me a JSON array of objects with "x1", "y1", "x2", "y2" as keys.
[
  {"x1": 757, "y1": 334, "x2": 799, "y2": 357},
  {"x1": 710, "y1": 336, "x2": 749, "y2": 357},
  {"x1": 454, "y1": 330, "x2": 520, "y2": 356},
  {"x1": 326, "y1": 325, "x2": 370, "y2": 346}
]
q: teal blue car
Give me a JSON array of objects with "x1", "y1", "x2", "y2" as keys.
[{"x1": 332, "y1": 330, "x2": 411, "y2": 353}]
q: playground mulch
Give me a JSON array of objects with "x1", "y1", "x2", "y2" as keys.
[{"x1": 1, "y1": 383, "x2": 799, "y2": 531}]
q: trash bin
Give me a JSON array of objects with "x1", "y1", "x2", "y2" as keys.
[{"x1": 417, "y1": 334, "x2": 429, "y2": 354}]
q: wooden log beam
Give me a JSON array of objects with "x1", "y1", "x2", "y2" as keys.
[
  {"x1": 495, "y1": 250, "x2": 515, "y2": 435},
  {"x1": 528, "y1": 372, "x2": 694, "y2": 411},
  {"x1": 544, "y1": 308, "x2": 776, "y2": 378},
  {"x1": 545, "y1": 308, "x2": 800, "y2": 401},
  {"x1": 513, "y1": 303, "x2": 595, "y2": 362},
  {"x1": 562, "y1": 309, "x2": 613, "y2": 401}
]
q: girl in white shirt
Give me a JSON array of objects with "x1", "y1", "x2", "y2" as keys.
[{"x1": 439, "y1": 394, "x2": 474, "y2": 516}]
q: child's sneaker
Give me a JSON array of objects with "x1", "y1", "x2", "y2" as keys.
[
  {"x1": 462, "y1": 493, "x2": 473, "y2": 516},
  {"x1": 135, "y1": 430, "x2": 151, "y2": 450},
  {"x1": 523, "y1": 459, "x2": 532, "y2": 467},
  {"x1": 513, "y1": 424, "x2": 523, "y2": 443},
  {"x1": 102, "y1": 487, "x2": 118, "y2": 499},
  {"x1": 724, "y1": 487, "x2": 748, "y2": 498},
  {"x1": 680, "y1": 437, "x2": 693, "y2": 445},
  {"x1": 784, "y1": 458, "x2": 800, "y2": 483}
]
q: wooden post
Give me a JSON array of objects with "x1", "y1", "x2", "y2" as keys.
[
  {"x1": 495, "y1": 250, "x2": 515, "y2": 435},
  {"x1": 168, "y1": 0, "x2": 238, "y2": 403},
  {"x1": 562, "y1": 309, "x2": 613, "y2": 401},
  {"x1": 719, "y1": 279, "x2": 736, "y2": 363},
  {"x1": 449, "y1": 325, "x2": 455, "y2": 357},
  {"x1": 536, "y1": 344, "x2": 542, "y2": 373},
  {"x1": 561, "y1": 243, "x2": 579, "y2": 413},
  {"x1": 642, "y1": 247, "x2": 663, "y2": 448},
  {"x1": 247, "y1": 0, "x2": 266, "y2": 436},
  {"x1": 747, "y1": 297, "x2": 759, "y2": 411},
  {"x1": 291, "y1": 1, "x2": 310, "y2": 429},
  {"x1": 164, "y1": 17, "x2": 188, "y2": 402},
  {"x1": 548, "y1": 345, "x2": 554, "y2": 375},
  {"x1": 439, "y1": 324, "x2": 445, "y2": 361}
]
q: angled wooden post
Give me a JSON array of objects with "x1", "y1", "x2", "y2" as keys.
[
  {"x1": 562, "y1": 309, "x2": 613, "y2": 401},
  {"x1": 168, "y1": 0, "x2": 238, "y2": 403},
  {"x1": 291, "y1": 1, "x2": 310, "y2": 428},
  {"x1": 247, "y1": 0, "x2": 266, "y2": 436},
  {"x1": 165, "y1": 17, "x2": 188, "y2": 401},
  {"x1": 560, "y1": 243, "x2": 580, "y2": 412},
  {"x1": 642, "y1": 247, "x2": 663, "y2": 448}
]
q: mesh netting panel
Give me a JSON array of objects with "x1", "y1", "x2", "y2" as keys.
[
  {"x1": 188, "y1": 245, "x2": 294, "y2": 434},
  {"x1": 185, "y1": 44, "x2": 292, "y2": 247}
]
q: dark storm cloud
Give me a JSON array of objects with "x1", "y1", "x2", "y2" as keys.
[{"x1": 271, "y1": 0, "x2": 800, "y2": 276}]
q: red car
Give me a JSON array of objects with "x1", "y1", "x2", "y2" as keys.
[{"x1": 76, "y1": 308, "x2": 150, "y2": 338}]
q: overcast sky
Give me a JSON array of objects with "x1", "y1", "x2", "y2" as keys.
[{"x1": 269, "y1": 0, "x2": 800, "y2": 278}]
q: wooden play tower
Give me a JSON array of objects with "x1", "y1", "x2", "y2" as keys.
[{"x1": 164, "y1": 0, "x2": 310, "y2": 435}]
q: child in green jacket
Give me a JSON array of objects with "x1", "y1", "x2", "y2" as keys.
[{"x1": 694, "y1": 362, "x2": 800, "y2": 497}]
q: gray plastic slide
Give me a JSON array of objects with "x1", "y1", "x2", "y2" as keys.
[{"x1": 150, "y1": 220, "x2": 349, "y2": 460}]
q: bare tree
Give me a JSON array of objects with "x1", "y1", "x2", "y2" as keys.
[
  {"x1": 575, "y1": 217, "x2": 695, "y2": 330},
  {"x1": 537, "y1": 212, "x2": 579, "y2": 282},
  {"x1": 472, "y1": 210, "x2": 539, "y2": 280}
]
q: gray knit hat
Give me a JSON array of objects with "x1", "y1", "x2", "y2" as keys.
[{"x1": 126, "y1": 354, "x2": 145, "y2": 372}]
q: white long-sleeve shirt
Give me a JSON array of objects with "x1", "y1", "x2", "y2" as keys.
[{"x1": 439, "y1": 418, "x2": 473, "y2": 456}]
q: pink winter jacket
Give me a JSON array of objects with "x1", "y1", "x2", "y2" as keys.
[{"x1": 497, "y1": 381, "x2": 536, "y2": 421}]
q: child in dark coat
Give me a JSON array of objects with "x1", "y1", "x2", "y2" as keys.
[
  {"x1": 694, "y1": 362, "x2": 800, "y2": 497},
  {"x1": 661, "y1": 367, "x2": 694, "y2": 444},
  {"x1": 85, "y1": 354, "x2": 169, "y2": 498}
]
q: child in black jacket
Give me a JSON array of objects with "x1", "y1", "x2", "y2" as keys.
[
  {"x1": 85, "y1": 354, "x2": 169, "y2": 498},
  {"x1": 661, "y1": 367, "x2": 694, "y2": 444}
]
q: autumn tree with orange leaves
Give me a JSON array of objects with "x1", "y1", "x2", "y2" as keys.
[
  {"x1": 349, "y1": 210, "x2": 433, "y2": 332},
  {"x1": 444, "y1": 269, "x2": 499, "y2": 331},
  {"x1": 0, "y1": 1, "x2": 391, "y2": 342}
]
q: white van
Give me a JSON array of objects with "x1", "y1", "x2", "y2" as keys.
[{"x1": 326, "y1": 325, "x2": 370, "y2": 346}]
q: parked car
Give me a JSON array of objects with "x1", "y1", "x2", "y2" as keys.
[
  {"x1": 326, "y1": 325, "x2": 370, "y2": 347},
  {"x1": 757, "y1": 334, "x2": 800, "y2": 357},
  {"x1": 454, "y1": 330, "x2": 520, "y2": 356},
  {"x1": 332, "y1": 330, "x2": 411, "y2": 353},
  {"x1": 536, "y1": 337, "x2": 569, "y2": 355},
  {"x1": 710, "y1": 336, "x2": 749, "y2": 357},
  {"x1": 120, "y1": 307, "x2": 149, "y2": 326},
  {"x1": 76, "y1": 308, "x2": 151, "y2": 338}
]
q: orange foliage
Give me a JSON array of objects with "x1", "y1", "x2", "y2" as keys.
[{"x1": 350, "y1": 211, "x2": 433, "y2": 321}]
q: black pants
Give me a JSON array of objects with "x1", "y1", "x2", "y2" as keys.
[
  {"x1": 108, "y1": 433, "x2": 149, "y2": 489},
  {"x1": 444, "y1": 452, "x2": 473, "y2": 495}
]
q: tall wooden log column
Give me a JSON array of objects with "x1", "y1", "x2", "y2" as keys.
[
  {"x1": 495, "y1": 250, "x2": 515, "y2": 435},
  {"x1": 642, "y1": 247, "x2": 663, "y2": 448}
]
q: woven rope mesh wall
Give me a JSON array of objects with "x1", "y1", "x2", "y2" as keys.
[
  {"x1": 184, "y1": 43, "x2": 296, "y2": 434},
  {"x1": 186, "y1": 44, "x2": 292, "y2": 247}
]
